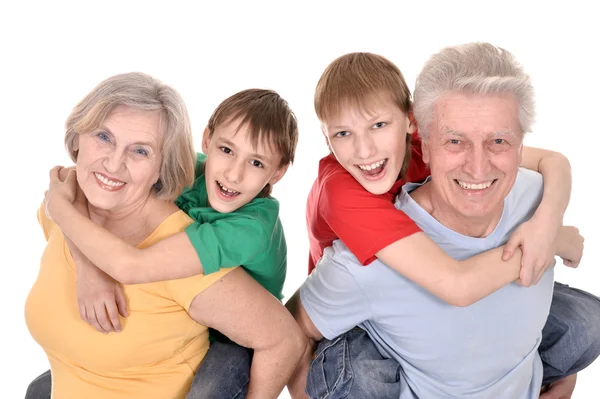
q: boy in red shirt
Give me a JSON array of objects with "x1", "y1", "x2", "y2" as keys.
[
  {"x1": 304, "y1": 52, "x2": 577, "y2": 305},
  {"x1": 288, "y1": 51, "x2": 585, "y2": 399}
]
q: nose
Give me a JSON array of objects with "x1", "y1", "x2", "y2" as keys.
[
  {"x1": 224, "y1": 159, "x2": 244, "y2": 184},
  {"x1": 103, "y1": 150, "x2": 126, "y2": 174},
  {"x1": 463, "y1": 145, "x2": 492, "y2": 178},
  {"x1": 354, "y1": 133, "x2": 377, "y2": 160}
]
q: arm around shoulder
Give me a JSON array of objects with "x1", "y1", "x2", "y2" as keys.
[{"x1": 377, "y1": 232, "x2": 523, "y2": 307}]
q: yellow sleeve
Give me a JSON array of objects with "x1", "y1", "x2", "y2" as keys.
[
  {"x1": 37, "y1": 202, "x2": 54, "y2": 241},
  {"x1": 165, "y1": 266, "x2": 238, "y2": 311}
]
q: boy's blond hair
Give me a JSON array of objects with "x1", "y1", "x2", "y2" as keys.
[
  {"x1": 206, "y1": 88, "x2": 298, "y2": 197},
  {"x1": 314, "y1": 52, "x2": 414, "y2": 178}
]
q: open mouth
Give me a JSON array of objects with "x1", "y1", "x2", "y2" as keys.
[
  {"x1": 216, "y1": 180, "x2": 240, "y2": 199},
  {"x1": 356, "y1": 159, "x2": 388, "y2": 178},
  {"x1": 94, "y1": 172, "x2": 126, "y2": 191},
  {"x1": 454, "y1": 179, "x2": 497, "y2": 191}
]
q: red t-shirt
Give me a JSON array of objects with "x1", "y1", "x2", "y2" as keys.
[{"x1": 306, "y1": 133, "x2": 430, "y2": 274}]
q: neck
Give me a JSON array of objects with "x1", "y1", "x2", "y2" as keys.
[
  {"x1": 410, "y1": 182, "x2": 503, "y2": 238},
  {"x1": 87, "y1": 195, "x2": 159, "y2": 243}
]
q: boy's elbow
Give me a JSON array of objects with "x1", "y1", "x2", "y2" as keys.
[
  {"x1": 447, "y1": 293, "x2": 476, "y2": 307},
  {"x1": 443, "y1": 281, "x2": 478, "y2": 307}
]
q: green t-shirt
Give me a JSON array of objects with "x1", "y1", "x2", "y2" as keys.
[{"x1": 175, "y1": 153, "x2": 286, "y2": 300}]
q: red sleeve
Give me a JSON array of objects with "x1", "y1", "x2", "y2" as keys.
[
  {"x1": 406, "y1": 132, "x2": 430, "y2": 183},
  {"x1": 320, "y1": 172, "x2": 421, "y2": 265}
]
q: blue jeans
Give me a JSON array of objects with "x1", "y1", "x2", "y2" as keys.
[
  {"x1": 305, "y1": 282, "x2": 600, "y2": 399},
  {"x1": 186, "y1": 341, "x2": 252, "y2": 399},
  {"x1": 24, "y1": 341, "x2": 252, "y2": 399}
]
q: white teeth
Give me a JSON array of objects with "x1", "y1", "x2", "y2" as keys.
[
  {"x1": 217, "y1": 181, "x2": 239, "y2": 195},
  {"x1": 457, "y1": 180, "x2": 493, "y2": 190},
  {"x1": 95, "y1": 173, "x2": 124, "y2": 187},
  {"x1": 358, "y1": 159, "x2": 386, "y2": 171}
]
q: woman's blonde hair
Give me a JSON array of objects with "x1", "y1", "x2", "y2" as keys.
[{"x1": 64, "y1": 72, "x2": 195, "y2": 201}]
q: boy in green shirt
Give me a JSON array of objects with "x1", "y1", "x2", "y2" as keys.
[
  {"x1": 29, "y1": 88, "x2": 298, "y2": 398},
  {"x1": 51, "y1": 88, "x2": 296, "y2": 301}
]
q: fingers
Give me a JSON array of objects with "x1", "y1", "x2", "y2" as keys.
[
  {"x1": 49, "y1": 165, "x2": 63, "y2": 182},
  {"x1": 104, "y1": 301, "x2": 122, "y2": 333},
  {"x1": 115, "y1": 286, "x2": 129, "y2": 318},
  {"x1": 93, "y1": 302, "x2": 115, "y2": 334},
  {"x1": 502, "y1": 239, "x2": 519, "y2": 261},
  {"x1": 83, "y1": 304, "x2": 107, "y2": 333},
  {"x1": 519, "y1": 256, "x2": 533, "y2": 287}
]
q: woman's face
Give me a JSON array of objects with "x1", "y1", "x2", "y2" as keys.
[{"x1": 75, "y1": 105, "x2": 164, "y2": 214}]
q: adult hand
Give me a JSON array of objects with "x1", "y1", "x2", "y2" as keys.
[
  {"x1": 539, "y1": 373, "x2": 576, "y2": 399},
  {"x1": 555, "y1": 226, "x2": 584, "y2": 268},
  {"x1": 76, "y1": 253, "x2": 129, "y2": 334},
  {"x1": 502, "y1": 213, "x2": 559, "y2": 287},
  {"x1": 44, "y1": 166, "x2": 77, "y2": 221}
]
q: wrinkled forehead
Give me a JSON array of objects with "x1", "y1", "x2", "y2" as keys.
[
  {"x1": 430, "y1": 92, "x2": 523, "y2": 140},
  {"x1": 101, "y1": 105, "x2": 165, "y2": 142}
]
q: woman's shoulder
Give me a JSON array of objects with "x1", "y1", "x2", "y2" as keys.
[{"x1": 140, "y1": 202, "x2": 194, "y2": 248}]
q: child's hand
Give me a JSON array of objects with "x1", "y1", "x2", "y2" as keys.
[
  {"x1": 555, "y1": 226, "x2": 584, "y2": 268},
  {"x1": 502, "y1": 214, "x2": 559, "y2": 287},
  {"x1": 75, "y1": 247, "x2": 129, "y2": 334},
  {"x1": 44, "y1": 166, "x2": 77, "y2": 221}
]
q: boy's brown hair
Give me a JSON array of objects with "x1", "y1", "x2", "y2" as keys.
[
  {"x1": 314, "y1": 52, "x2": 414, "y2": 178},
  {"x1": 206, "y1": 88, "x2": 298, "y2": 197}
]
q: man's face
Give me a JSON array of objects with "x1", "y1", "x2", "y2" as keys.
[
  {"x1": 422, "y1": 92, "x2": 524, "y2": 222},
  {"x1": 322, "y1": 98, "x2": 415, "y2": 195}
]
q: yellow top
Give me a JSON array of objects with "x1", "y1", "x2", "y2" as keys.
[{"x1": 25, "y1": 206, "x2": 236, "y2": 399}]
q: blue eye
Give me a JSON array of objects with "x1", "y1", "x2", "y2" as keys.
[
  {"x1": 373, "y1": 122, "x2": 387, "y2": 129},
  {"x1": 135, "y1": 148, "x2": 149, "y2": 157},
  {"x1": 97, "y1": 132, "x2": 110, "y2": 142},
  {"x1": 250, "y1": 160, "x2": 264, "y2": 168},
  {"x1": 220, "y1": 146, "x2": 233, "y2": 155},
  {"x1": 335, "y1": 131, "x2": 350, "y2": 138}
]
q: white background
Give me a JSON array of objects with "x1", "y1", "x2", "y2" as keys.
[{"x1": 1, "y1": 1, "x2": 598, "y2": 397}]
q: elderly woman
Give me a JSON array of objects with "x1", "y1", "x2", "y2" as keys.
[{"x1": 24, "y1": 72, "x2": 304, "y2": 399}]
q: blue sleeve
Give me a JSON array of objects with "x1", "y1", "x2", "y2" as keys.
[{"x1": 299, "y1": 247, "x2": 372, "y2": 340}]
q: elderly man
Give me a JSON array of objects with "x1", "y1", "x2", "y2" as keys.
[{"x1": 288, "y1": 43, "x2": 600, "y2": 398}]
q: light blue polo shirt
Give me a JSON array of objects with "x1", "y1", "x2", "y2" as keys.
[{"x1": 301, "y1": 168, "x2": 554, "y2": 398}]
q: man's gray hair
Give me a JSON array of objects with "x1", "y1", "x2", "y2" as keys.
[{"x1": 414, "y1": 42, "x2": 535, "y2": 140}]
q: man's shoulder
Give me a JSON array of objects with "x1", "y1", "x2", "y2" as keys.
[{"x1": 508, "y1": 168, "x2": 544, "y2": 206}]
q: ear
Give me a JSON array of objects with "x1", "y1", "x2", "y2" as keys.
[
  {"x1": 407, "y1": 112, "x2": 417, "y2": 135},
  {"x1": 269, "y1": 163, "x2": 290, "y2": 186},
  {"x1": 321, "y1": 125, "x2": 333, "y2": 153},
  {"x1": 517, "y1": 142, "x2": 524, "y2": 165},
  {"x1": 421, "y1": 137, "x2": 431, "y2": 164},
  {"x1": 202, "y1": 126, "x2": 211, "y2": 153}
]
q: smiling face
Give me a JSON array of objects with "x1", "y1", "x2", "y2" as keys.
[
  {"x1": 202, "y1": 118, "x2": 288, "y2": 213},
  {"x1": 422, "y1": 92, "x2": 524, "y2": 224},
  {"x1": 322, "y1": 97, "x2": 416, "y2": 195},
  {"x1": 74, "y1": 105, "x2": 164, "y2": 214}
]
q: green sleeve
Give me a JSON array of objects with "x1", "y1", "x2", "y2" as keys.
[{"x1": 184, "y1": 215, "x2": 270, "y2": 275}]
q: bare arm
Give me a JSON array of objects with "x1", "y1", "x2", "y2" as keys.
[
  {"x1": 502, "y1": 146, "x2": 572, "y2": 284},
  {"x1": 376, "y1": 146, "x2": 571, "y2": 305},
  {"x1": 520, "y1": 146, "x2": 571, "y2": 224},
  {"x1": 377, "y1": 232, "x2": 523, "y2": 307},
  {"x1": 285, "y1": 290, "x2": 323, "y2": 399},
  {"x1": 49, "y1": 198, "x2": 203, "y2": 284},
  {"x1": 188, "y1": 268, "x2": 306, "y2": 399}
]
